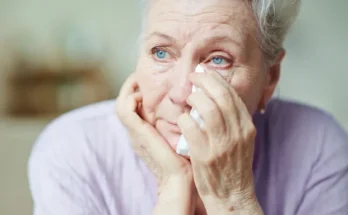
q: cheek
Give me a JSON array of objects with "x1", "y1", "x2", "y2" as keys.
[
  {"x1": 230, "y1": 72, "x2": 263, "y2": 113},
  {"x1": 135, "y1": 57, "x2": 172, "y2": 116}
]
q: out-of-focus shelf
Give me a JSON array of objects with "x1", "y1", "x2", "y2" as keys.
[
  {"x1": 7, "y1": 65, "x2": 112, "y2": 117},
  {"x1": 11, "y1": 69, "x2": 97, "y2": 83}
]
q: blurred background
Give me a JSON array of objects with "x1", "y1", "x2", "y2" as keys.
[{"x1": 0, "y1": 0, "x2": 347, "y2": 214}]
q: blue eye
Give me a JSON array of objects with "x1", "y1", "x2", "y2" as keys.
[
  {"x1": 155, "y1": 49, "x2": 167, "y2": 59},
  {"x1": 212, "y1": 57, "x2": 224, "y2": 65}
]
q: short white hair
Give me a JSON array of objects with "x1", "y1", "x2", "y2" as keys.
[
  {"x1": 140, "y1": 0, "x2": 300, "y2": 64},
  {"x1": 252, "y1": 0, "x2": 300, "y2": 63}
]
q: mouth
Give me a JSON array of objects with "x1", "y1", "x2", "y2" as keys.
[{"x1": 166, "y1": 121, "x2": 182, "y2": 134}]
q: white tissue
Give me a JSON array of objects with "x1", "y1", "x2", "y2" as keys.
[{"x1": 176, "y1": 64, "x2": 205, "y2": 156}]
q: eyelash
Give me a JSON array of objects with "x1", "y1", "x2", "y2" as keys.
[
  {"x1": 150, "y1": 47, "x2": 174, "y2": 62},
  {"x1": 206, "y1": 55, "x2": 233, "y2": 69},
  {"x1": 150, "y1": 47, "x2": 233, "y2": 68}
]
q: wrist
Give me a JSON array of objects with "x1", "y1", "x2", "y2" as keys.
[
  {"x1": 202, "y1": 188, "x2": 262, "y2": 214},
  {"x1": 157, "y1": 171, "x2": 194, "y2": 195},
  {"x1": 154, "y1": 175, "x2": 196, "y2": 215}
]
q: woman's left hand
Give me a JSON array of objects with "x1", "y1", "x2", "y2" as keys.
[{"x1": 177, "y1": 70, "x2": 263, "y2": 214}]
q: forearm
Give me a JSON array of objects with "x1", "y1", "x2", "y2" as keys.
[{"x1": 153, "y1": 176, "x2": 196, "y2": 215}]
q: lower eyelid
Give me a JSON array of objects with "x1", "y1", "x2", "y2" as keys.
[{"x1": 206, "y1": 63, "x2": 232, "y2": 71}]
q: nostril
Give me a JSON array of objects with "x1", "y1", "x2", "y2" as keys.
[
  {"x1": 169, "y1": 86, "x2": 192, "y2": 105},
  {"x1": 169, "y1": 96, "x2": 176, "y2": 104}
]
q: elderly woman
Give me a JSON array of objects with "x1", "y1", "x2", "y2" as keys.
[{"x1": 28, "y1": 0, "x2": 348, "y2": 214}]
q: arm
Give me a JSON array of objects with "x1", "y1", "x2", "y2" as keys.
[{"x1": 28, "y1": 122, "x2": 106, "y2": 215}]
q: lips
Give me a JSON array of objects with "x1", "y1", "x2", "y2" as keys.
[{"x1": 165, "y1": 120, "x2": 182, "y2": 134}]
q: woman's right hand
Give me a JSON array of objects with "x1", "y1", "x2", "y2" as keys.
[{"x1": 116, "y1": 74, "x2": 196, "y2": 215}]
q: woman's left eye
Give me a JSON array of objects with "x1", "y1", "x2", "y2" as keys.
[{"x1": 210, "y1": 56, "x2": 228, "y2": 66}]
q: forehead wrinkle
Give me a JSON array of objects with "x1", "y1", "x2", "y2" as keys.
[
  {"x1": 149, "y1": 4, "x2": 255, "y2": 36},
  {"x1": 146, "y1": 0, "x2": 258, "y2": 52}
]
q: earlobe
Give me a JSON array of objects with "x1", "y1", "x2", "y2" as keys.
[
  {"x1": 269, "y1": 49, "x2": 285, "y2": 84},
  {"x1": 268, "y1": 49, "x2": 285, "y2": 85}
]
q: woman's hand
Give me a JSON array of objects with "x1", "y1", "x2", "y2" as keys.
[
  {"x1": 116, "y1": 74, "x2": 197, "y2": 215},
  {"x1": 177, "y1": 70, "x2": 263, "y2": 214}
]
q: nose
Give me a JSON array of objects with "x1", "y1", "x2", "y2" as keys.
[{"x1": 168, "y1": 63, "x2": 194, "y2": 106}]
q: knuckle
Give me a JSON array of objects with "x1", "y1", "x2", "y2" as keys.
[
  {"x1": 248, "y1": 127, "x2": 257, "y2": 139},
  {"x1": 204, "y1": 156, "x2": 216, "y2": 167},
  {"x1": 202, "y1": 105, "x2": 221, "y2": 127},
  {"x1": 202, "y1": 150, "x2": 221, "y2": 167},
  {"x1": 216, "y1": 88, "x2": 231, "y2": 103},
  {"x1": 218, "y1": 88, "x2": 230, "y2": 99},
  {"x1": 194, "y1": 152, "x2": 212, "y2": 165},
  {"x1": 245, "y1": 123, "x2": 257, "y2": 140},
  {"x1": 204, "y1": 104, "x2": 218, "y2": 117},
  {"x1": 231, "y1": 129, "x2": 242, "y2": 143}
]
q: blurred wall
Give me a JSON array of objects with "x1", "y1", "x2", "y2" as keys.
[
  {"x1": 281, "y1": 0, "x2": 348, "y2": 130},
  {"x1": 0, "y1": 0, "x2": 142, "y2": 116}
]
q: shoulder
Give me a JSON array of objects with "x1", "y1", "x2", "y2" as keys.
[
  {"x1": 31, "y1": 99, "x2": 127, "y2": 148},
  {"x1": 266, "y1": 98, "x2": 347, "y2": 142},
  {"x1": 28, "y1": 100, "x2": 156, "y2": 214},
  {"x1": 28, "y1": 99, "x2": 134, "y2": 188},
  {"x1": 263, "y1": 98, "x2": 348, "y2": 166},
  {"x1": 266, "y1": 98, "x2": 341, "y2": 130},
  {"x1": 30, "y1": 100, "x2": 121, "y2": 154},
  {"x1": 263, "y1": 100, "x2": 348, "y2": 214}
]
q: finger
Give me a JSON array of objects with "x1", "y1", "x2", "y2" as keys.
[
  {"x1": 116, "y1": 73, "x2": 141, "y2": 124},
  {"x1": 189, "y1": 70, "x2": 238, "y2": 133},
  {"x1": 118, "y1": 91, "x2": 144, "y2": 128},
  {"x1": 122, "y1": 93, "x2": 183, "y2": 167},
  {"x1": 208, "y1": 70, "x2": 252, "y2": 120},
  {"x1": 208, "y1": 72, "x2": 255, "y2": 142},
  {"x1": 177, "y1": 113, "x2": 209, "y2": 159},
  {"x1": 136, "y1": 123, "x2": 187, "y2": 175},
  {"x1": 186, "y1": 91, "x2": 225, "y2": 135},
  {"x1": 118, "y1": 73, "x2": 139, "y2": 101},
  {"x1": 207, "y1": 71, "x2": 245, "y2": 130},
  {"x1": 126, "y1": 92, "x2": 184, "y2": 162},
  {"x1": 208, "y1": 69, "x2": 235, "y2": 94}
]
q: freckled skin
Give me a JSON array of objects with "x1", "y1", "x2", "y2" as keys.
[{"x1": 135, "y1": 0, "x2": 280, "y2": 150}]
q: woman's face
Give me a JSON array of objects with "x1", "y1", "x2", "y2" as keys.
[{"x1": 135, "y1": 0, "x2": 279, "y2": 149}]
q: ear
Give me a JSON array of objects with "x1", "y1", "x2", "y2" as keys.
[{"x1": 260, "y1": 50, "x2": 286, "y2": 106}]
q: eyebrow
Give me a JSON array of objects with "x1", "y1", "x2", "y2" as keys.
[
  {"x1": 205, "y1": 35, "x2": 244, "y2": 49},
  {"x1": 145, "y1": 32, "x2": 176, "y2": 44},
  {"x1": 145, "y1": 31, "x2": 243, "y2": 49}
]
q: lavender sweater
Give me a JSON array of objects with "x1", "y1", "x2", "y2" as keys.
[{"x1": 28, "y1": 99, "x2": 348, "y2": 215}]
